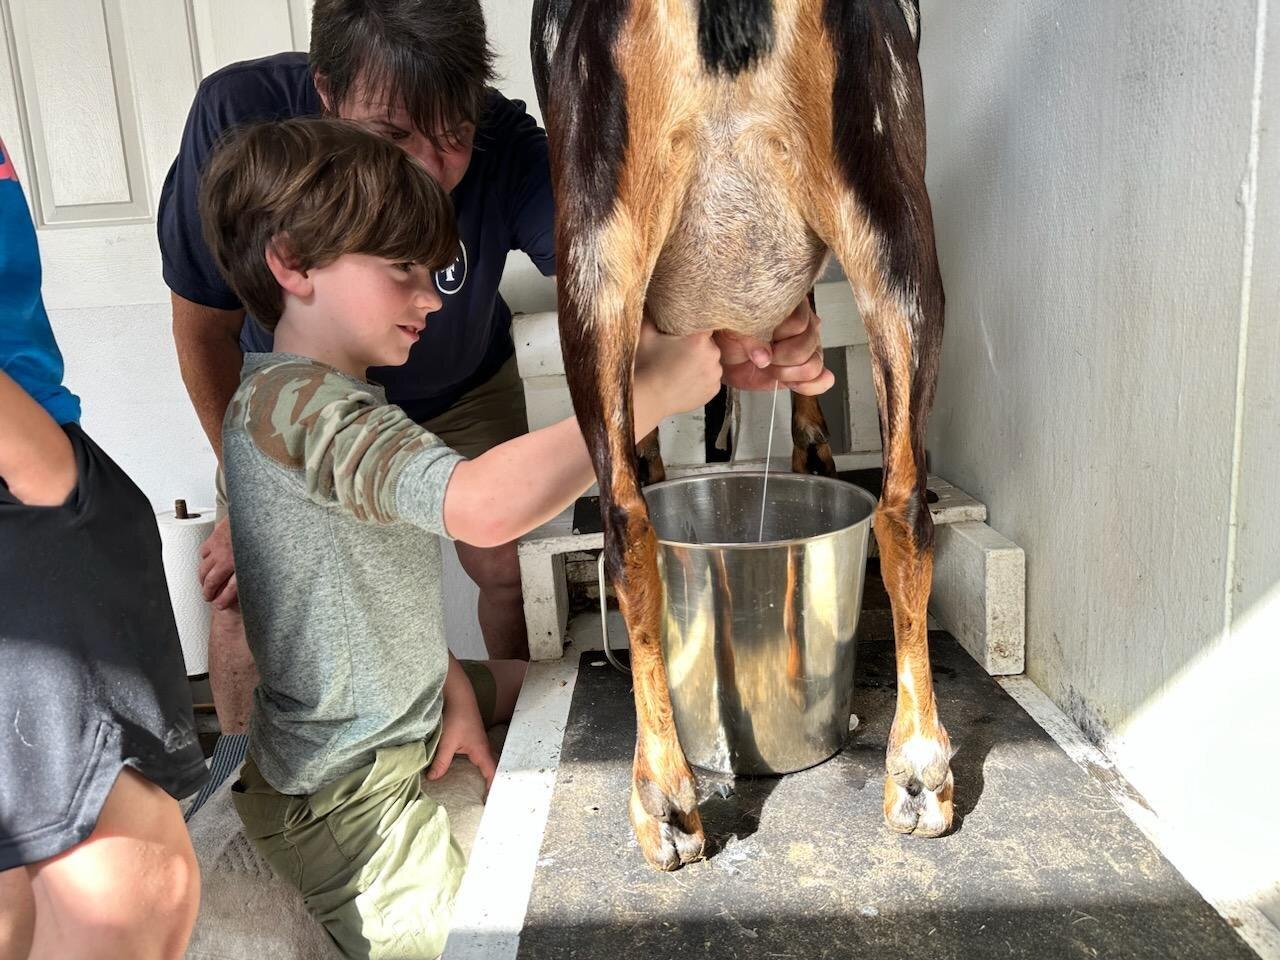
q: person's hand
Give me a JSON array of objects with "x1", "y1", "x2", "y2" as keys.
[
  {"x1": 716, "y1": 298, "x2": 836, "y2": 396},
  {"x1": 633, "y1": 321, "x2": 724, "y2": 420},
  {"x1": 427, "y1": 684, "x2": 497, "y2": 789},
  {"x1": 197, "y1": 516, "x2": 239, "y2": 610}
]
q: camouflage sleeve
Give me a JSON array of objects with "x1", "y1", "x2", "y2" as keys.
[{"x1": 228, "y1": 363, "x2": 464, "y2": 534}]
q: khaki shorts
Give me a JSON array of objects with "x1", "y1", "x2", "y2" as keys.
[
  {"x1": 231, "y1": 662, "x2": 497, "y2": 960},
  {"x1": 419, "y1": 354, "x2": 529, "y2": 459},
  {"x1": 215, "y1": 355, "x2": 528, "y2": 520}
]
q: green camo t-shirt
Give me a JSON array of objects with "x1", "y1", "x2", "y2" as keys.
[{"x1": 223, "y1": 353, "x2": 465, "y2": 794}]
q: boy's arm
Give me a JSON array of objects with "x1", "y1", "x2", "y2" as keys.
[
  {"x1": 0, "y1": 370, "x2": 76, "y2": 506},
  {"x1": 234, "y1": 364, "x2": 465, "y2": 532},
  {"x1": 443, "y1": 324, "x2": 723, "y2": 548},
  {"x1": 427, "y1": 654, "x2": 496, "y2": 787},
  {"x1": 235, "y1": 325, "x2": 718, "y2": 542}
]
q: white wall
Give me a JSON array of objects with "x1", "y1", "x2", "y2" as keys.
[{"x1": 920, "y1": 1, "x2": 1278, "y2": 921}]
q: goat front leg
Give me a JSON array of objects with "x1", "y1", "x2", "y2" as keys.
[
  {"x1": 790, "y1": 291, "x2": 838, "y2": 477},
  {"x1": 636, "y1": 427, "x2": 666, "y2": 486}
]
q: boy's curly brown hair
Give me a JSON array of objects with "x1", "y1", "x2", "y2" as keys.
[{"x1": 198, "y1": 117, "x2": 458, "y2": 330}]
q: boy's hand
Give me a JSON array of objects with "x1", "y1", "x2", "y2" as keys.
[
  {"x1": 197, "y1": 517, "x2": 239, "y2": 610},
  {"x1": 633, "y1": 322, "x2": 724, "y2": 421},
  {"x1": 429, "y1": 658, "x2": 498, "y2": 789},
  {"x1": 716, "y1": 299, "x2": 836, "y2": 395}
]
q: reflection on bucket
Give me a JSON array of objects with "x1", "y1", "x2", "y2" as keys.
[{"x1": 600, "y1": 473, "x2": 877, "y2": 776}]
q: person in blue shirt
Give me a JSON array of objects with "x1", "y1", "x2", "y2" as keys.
[
  {"x1": 160, "y1": 0, "x2": 832, "y2": 735},
  {"x1": 0, "y1": 134, "x2": 208, "y2": 960}
]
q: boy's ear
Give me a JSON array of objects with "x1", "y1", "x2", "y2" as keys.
[{"x1": 265, "y1": 237, "x2": 312, "y2": 299}]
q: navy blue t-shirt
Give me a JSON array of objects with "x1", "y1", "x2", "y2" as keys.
[{"x1": 157, "y1": 53, "x2": 555, "y2": 422}]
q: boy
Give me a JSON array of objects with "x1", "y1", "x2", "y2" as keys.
[
  {"x1": 197, "y1": 117, "x2": 726, "y2": 959},
  {"x1": 0, "y1": 134, "x2": 207, "y2": 959}
]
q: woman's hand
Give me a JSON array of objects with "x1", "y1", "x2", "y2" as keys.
[{"x1": 716, "y1": 298, "x2": 835, "y2": 395}]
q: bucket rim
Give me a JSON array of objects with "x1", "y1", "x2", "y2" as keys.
[{"x1": 643, "y1": 471, "x2": 880, "y2": 551}]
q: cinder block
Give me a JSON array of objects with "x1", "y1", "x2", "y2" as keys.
[
  {"x1": 518, "y1": 509, "x2": 603, "y2": 660},
  {"x1": 518, "y1": 547, "x2": 572, "y2": 661},
  {"x1": 929, "y1": 520, "x2": 1025, "y2": 676}
]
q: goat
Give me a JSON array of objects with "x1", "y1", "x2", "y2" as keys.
[{"x1": 532, "y1": 0, "x2": 950, "y2": 871}]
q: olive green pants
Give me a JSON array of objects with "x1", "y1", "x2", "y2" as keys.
[{"x1": 231, "y1": 663, "x2": 497, "y2": 960}]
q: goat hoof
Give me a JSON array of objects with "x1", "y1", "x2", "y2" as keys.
[
  {"x1": 630, "y1": 775, "x2": 705, "y2": 871},
  {"x1": 883, "y1": 732, "x2": 954, "y2": 837}
]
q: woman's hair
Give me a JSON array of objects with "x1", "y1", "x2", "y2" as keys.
[{"x1": 310, "y1": 0, "x2": 496, "y2": 146}]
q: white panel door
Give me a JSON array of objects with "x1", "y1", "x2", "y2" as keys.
[{"x1": 0, "y1": 0, "x2": 311, "y2": 309}]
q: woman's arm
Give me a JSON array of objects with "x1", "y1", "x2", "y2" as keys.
[{"x1": 0, "y1": 370, "x2": 75, "y2": 506}]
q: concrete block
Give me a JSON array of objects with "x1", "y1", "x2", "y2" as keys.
[
  {"x1": 518, "y1": 507, "x2": 602, "y2": 660},
  {"x1": 929, "y1": 520, "x2": 1025, "y2": 676},
  {"x1": 518, "y1": 548, "x2": 571, "y2": 661}
]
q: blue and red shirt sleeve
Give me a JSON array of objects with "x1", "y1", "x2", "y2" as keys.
[{"x1": 0, "y1": 135, "x2": 80, "y2": 425}]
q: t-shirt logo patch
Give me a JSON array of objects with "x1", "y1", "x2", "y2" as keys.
[
  {"x1": 0, "y1": 142, "x2": 18, "y2": 183},
  {"x1": 435, "y1": 240, "x2": 468, "y2": 295}
]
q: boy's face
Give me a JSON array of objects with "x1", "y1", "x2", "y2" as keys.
[
  {"x1": 322, "y1": 80, "x2": 476, "y2": 193},
  {"x1": 306, "y1": 253, "x2": 443, "y2": 371}
]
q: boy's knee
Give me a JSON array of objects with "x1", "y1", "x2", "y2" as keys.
[
  {"x1": 161, "y1": 848, "x2": 201, "y2": 960},
  {"x1": 146, "y1": 836, "x2": 200, "y2": 959},
  {"x1": 97, "y1": 840, "x2": 199, "y2": 960},
  {"x1": 28, "y1": 836, "x2": 199, "y2": 960}
]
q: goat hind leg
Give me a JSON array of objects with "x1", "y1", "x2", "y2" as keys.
[{"x1": 815, "y1": 7, "x2": 953, "y2": 837}]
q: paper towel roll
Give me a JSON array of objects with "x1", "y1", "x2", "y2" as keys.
[{"x1": 157, "y1": 505, "x2": 215, "y2": 676}]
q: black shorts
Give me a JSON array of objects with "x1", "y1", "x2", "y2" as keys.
[{"x1": 0, "y1": 423, "x2": 208, "y2": 870}]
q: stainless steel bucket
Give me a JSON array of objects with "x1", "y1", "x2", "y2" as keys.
[{"x1": 599, "y1": 472, "x2": 877, "y2": 775}]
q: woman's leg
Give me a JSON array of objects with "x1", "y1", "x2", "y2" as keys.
[
  {"x1": 24, "y1": 768, "x2": 200, "y2": 960},
  {"x1": 0, "y1": 865, "x2": 35, "y2": 960},
  {"x1": 482, "y1": 659, "x2": 528, "y2": 725}
]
